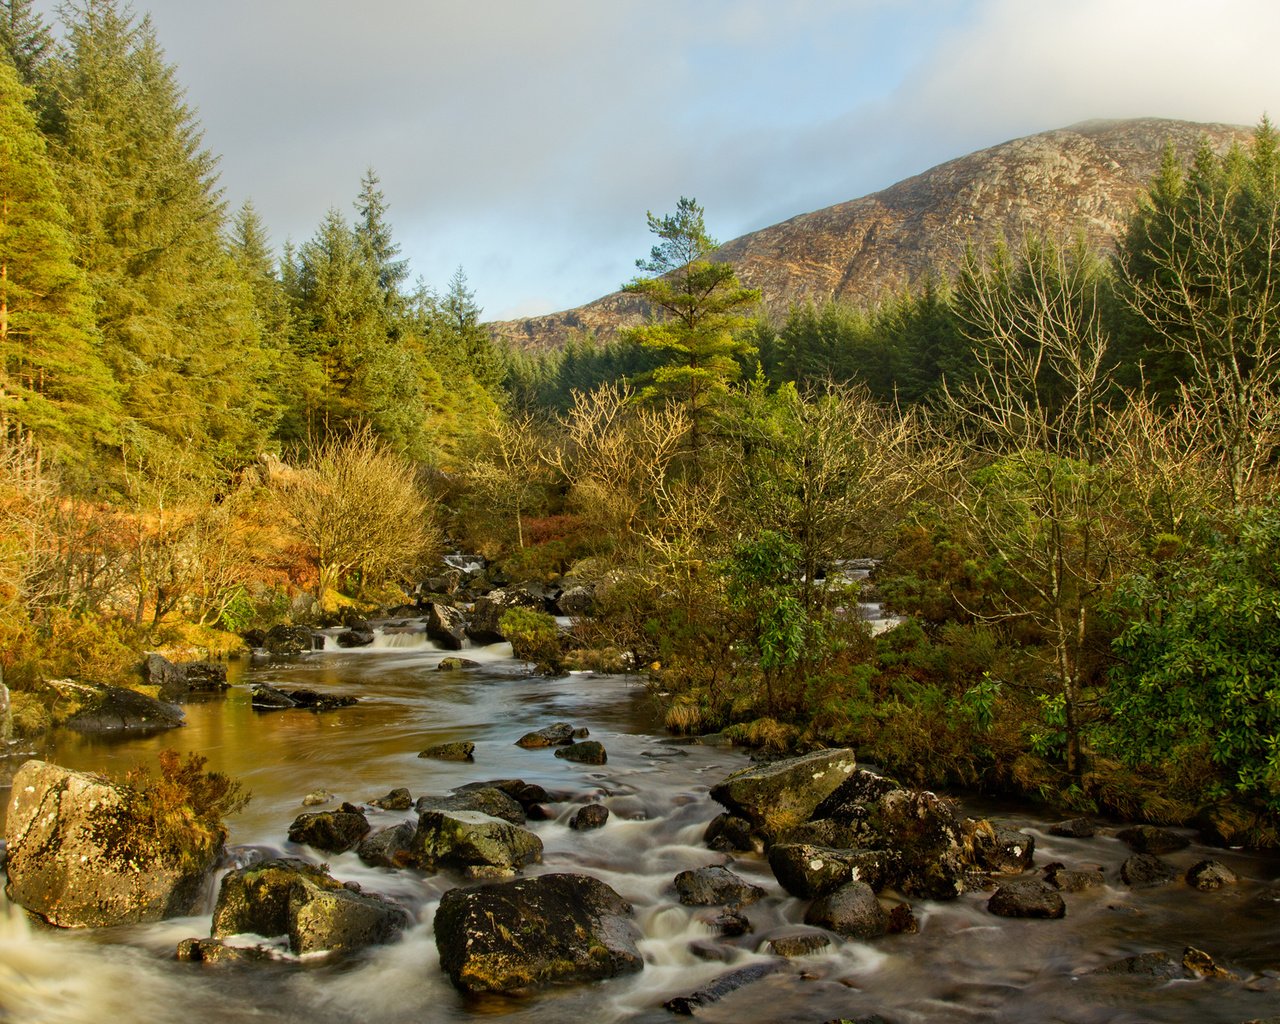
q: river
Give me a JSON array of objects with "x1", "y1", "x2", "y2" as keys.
[{"x1": 2, "y1": 625, "x2": 1278, "y2": 1023}]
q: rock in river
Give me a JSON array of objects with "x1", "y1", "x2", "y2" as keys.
[
  {"x1": 4, "y1": 759, "x2": 221, "y2": 928},
  {"x1": 411, "y1": 809, "x2": 543, "y2": 873},
  {"x1": 64, "y1": 686, "x2": 185, "y2": 736},
  {"x1": 433, "y1": 872, "x2": 642, "y2": 994},
  {"x1": 212, "y1": 857, "x2": 408, "y2": 955},
  {"x1": 673, "y1": 865, "x2": 764, "y2": 907},
  {"x1": 287, "y1": 803, "x2": 370, "y2": 853},
  {"x1": 709, "y1": 748, "x2": 858, "y2": 842}
]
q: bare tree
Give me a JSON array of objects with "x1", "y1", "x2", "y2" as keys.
[{"x1": 272, "y1": 427, "x2": 439, "y2": 601}]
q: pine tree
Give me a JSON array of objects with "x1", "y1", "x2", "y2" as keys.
[
  {"x1": 0, "y1": 0, "x2": 53, "y2": 87},
  {"x1": 47, "y1": 0, "x2": 273, "y2": 467},
  {"x1": 442, "y1": 265, "x2": 503, "y2": 391},
  {"x1": 622, "y1": 197, "x2": 760, "y2": 462},
  {"x1": 0, "y1": 56, "x2": 119, "y2": 461},
  {"x1": 354, "y1": 169, "x2": 408, "y2": 301}
]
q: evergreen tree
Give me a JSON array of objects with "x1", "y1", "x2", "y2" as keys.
[
  {"x1": 0, "y1": 55, "x2": 119, "y2": 460},
  {"x1": 0, "y1": 0, "x2": 53, "y2": 88},
  {"x1": 354, "y1": 168, "x2": 408, "y2": 302},
  {"x1": 622, "y1": 197, "x2": 760, "y2": 462},
  {"x1": 47, "y1": 0, "x2": 274, "y2": 466},
  {"x1": 442, "y1": 265, "x2": 503, "y2": 391}
]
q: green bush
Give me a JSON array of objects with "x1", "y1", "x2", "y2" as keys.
[{"x1": 499, "y1": 606, "x2": 562, "y2": 672}]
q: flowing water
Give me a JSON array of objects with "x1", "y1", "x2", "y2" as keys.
[{"x1": 2, "y1": 624, "x2": 1279, "y2": 1024}]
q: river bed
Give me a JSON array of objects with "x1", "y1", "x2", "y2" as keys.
[{"x1": 2, "y1": 628, "x2": 1279, "y2": 1024}]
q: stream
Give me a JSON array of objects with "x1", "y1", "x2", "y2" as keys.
[{"x1": 2, "y1": 623, "x2": 1279, "y2": 1024}]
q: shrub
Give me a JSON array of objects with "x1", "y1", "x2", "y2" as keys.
[{"x1": 499, "y1": 607, "x2": 562, "y2": 672}]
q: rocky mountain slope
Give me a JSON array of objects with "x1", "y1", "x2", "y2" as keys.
[{"x1": 490, "y1": 118, "x2": 1247, "y2": 352}]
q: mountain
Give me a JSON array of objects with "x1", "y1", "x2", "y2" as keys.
[{"x1": 489, "y1": 118, "x2": 1248, "y2": 352}]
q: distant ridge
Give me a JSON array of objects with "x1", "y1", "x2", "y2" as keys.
[{"x1": 490, "y1": 118, "x2": 1248, "y2": 352}]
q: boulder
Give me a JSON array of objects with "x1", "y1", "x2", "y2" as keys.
[
  {"x1": 411, "y1": 809, "x2": 543, "y2": 873},
  {"x1": 663, "y1": 961, "x2": 788, "y2": 1015},
  {"x1": 418, "y1": 741, "x2": 475, "y2": 761},
  {"x1": 453, "y1": 778, "x2": 550, "y2": 816},
  {"x1": 356, "y1": 821, "x2": 418, "y2": 869},
  {"x1": 967, "y1": 820, "x2": 1036, "y2": 874},
  {"x1": 1116, "y1": 825, "x2": 1190, "y2": 855},
  {"x1": 554, "y1": 740, "x2": 607, "y2": 765},
  {"x1": 335, "y1": 628, "x2": 375, "y2": 648},
  {"x1": 1186, "y1": 859, "x2": 1238, "y2": 891},
  {"x1": 556, "y1": 585, "x2": 596, "y2": 617},
  {"x1": 569, "y1": 804, "x2": 609, "y2": 830},
  {"x1": 301, "y1": 789, "x2": 333, "y2": 807},
  {"x1": 424, "y1": 603, "x2": 467, "y2": 650},
  {"x1": 465, "y1": 591, "x2": 518, "y2": 644},
  {"x1": 251, "y1": 684, "x2": 299, "y2": 710},
  {"x1": 4, "y1": 760, "x2": 220, "y2": 928},
  {"x1": 515, "y1": 722, "x2": 585, "y2": 748},
  {"x1": 142, "y1": 654, "x2": 229, "y2": 702},
  {"x1": 673, "y1": 865, "x2": 765, "y2": 907},
  {"x1": 809, "y1": 768, "x2": 901, "y2": 820},
  {"x1": 437, "y1": 658, "x2": 480, "y2": 671},
  {"x1": 767, "y1": 929, "x2": 832, "y2": 957},
  {"x1": 843, "y1": 788, "x2": 968, "y2": 900},
  {"x1": 433, "y1": 872, "x2": 642, "y2": 993},
  {"x1": 252, "y1": 686, "x2": 357, "y2": 712},
  {"x1": 211, "y1": 857, "x2": 408, "y2": 954},
  {"x1": 416, "y1": 787, "x2": 526, "y2": 825},
  {"x1": 287, "y1": 803, "x2": 370, "y2": 853},
  {"x1": 987, "y1": 879, "x2": 1066, "y2": 918},
  {"x1": 368, "y1": 787, "x2": 413, "y2": 810},
  {"x1": 803, "y1": 880, "x2": 889, "y2": 939},
  {"x1": 695, "y1": 906, "x2": 752, "y2": 936},
  {"x1": 1121, "y1": 853, "x2": 1177, "y2": 888},
  {"x1": 767, "y1": 843, "x2": 893, "y2": 898},
  {"x1": 1091, "y1": 950, "x2": 1188, "y2": 979},
  {"x1": 64, "y1": 686, "x2": 185, "y2": 736},
  {"x1": 708, "y1": 748, "x2": 859, "y2": 841},
  {"x1": 704, "y1": 813, "x2": 757, "y2": 853},
  {"x1": 264, "y1": 624, "x2": 318, "y2": 656}
]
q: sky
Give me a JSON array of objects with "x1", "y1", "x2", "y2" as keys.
[{"x1": 34, "y1": 0, "x2": 1280, "y2": 320}]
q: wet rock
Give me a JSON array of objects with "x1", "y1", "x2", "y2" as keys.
[
  {"x1": 424, "y1": 603, "x2": 467, "y2": 650},
  {"x1": 453, "y1": 779, "x2": 550, "y2": 816},
  {"x1": 1186, "y1": 859, "x2": 1239, "y2": 891},
  {"x1": 241, "y1": 628, "x2": 267, "y2": 649},
  {"x1": 1047, "y1": 865, "x2": 1106, "y2": 891},
  {"x1": 176, "y1": 937, "x2": 277, "y2": 963},
  {"x1": 264, "y1": 624, "x2": 318, "y2": 656},
  {"x1": 987, "y1": 879, "x2": 1066, "y2": 919},
  {"x1": 569, "y1": 804, "x2": 609, "y2": 830},
  {"x1": 1182, "y1": 945, "x2": 1236, "y2": 979},
  {"x1": 809, "y1": 768, "x2": 902, "y2": 821},
  {"x1": 688, "y1": 939, "x2": 735, "y2": 962},
  {"x1": 694, "y1": 906, "x2": 752, "y2": 936},
  {"x1": 1121, "y1": 853, "x2": 1177, "y2": 888},
  {"x1": 368, "y1": 787, "x2": 413, "y2": 810},
  {"x1": 1091, "y1": 950, "x2": 1188, "y2": 979},
  {"x1": 704, "y1": 812, "x2": 757, "y2": 853},
  {"x1": 767, "y1": 929, "x2": 832, "y2": 957},
  {"x1": 142, "y1": 654, "x2": 230, "y2": 702},
  {"x1": 287, "y1": 803, "x2": 370, "y2": 853},
  {"x1": 555, "y1": 740, "x2": 607, "y2": 765},
  {"x1": 416, "y1": 786, "x2": 526, "y2": 825},
  {"x1": 356, "y1": 821, "x2": 417, "y2": 869},
  {"x1": 3, "y1": 759, "x2": 222, "y2": 928},
  {"x1": 1117, "y1": 825, "x2": 1191, "y2": 855},
  {"x1": 838, "y1": 788, "x2": 968, "y2": 900},
  {"x1": 804, "y1": 880, "x2": 889, "y2": 939},
  {"x1": 434, "y1": 872, "x2": 642, "y2": 993},
  {"x1": 673, "y1": 865, "x2": 765, "y2": 907},
  {"x1": 251, "y1": 685, "x2": 357, "y2": 712},
  {"x1": 437, "y1": 658, "x2": 480, "y2": 671},
  {"x1": 418, "y1": 741, "x2": 475, "y2": 761},
  {"x1": 64, "y1": 686, "x2": 185, "y2": 736},
  {"x1": 708, "y1": 748, "x2": 858, "y2": 842},
  {"x1": 1049, "y1": 817, "x2": 1096, "y2": 838},
  {"x1": 515, "y1": 722, "x2": 584, "y2": 748},
  {"x1": 465, "y1": 590, "x2": 532, "y2": 645},
  {"x1": 663, "y1": 961, "x2": 788, "y2": 1015},
  {"x1": 301, "y1": 789, "x2": 333, "y2": 807},
  {"x1": 411, "y1": 809, "x2": 543, "y2": 872},
  {"x1": 886, "y1": 902, "x2": 919, "y2": 934},
  {"x1": 212, "y1": 857, "x2": 408, "y2": 955},
  {"x1": 335, "y1": 628, "x2": 375, "y2": 648},
  {"x1": 767, "y1": 843, "x2": 893, "y2": 898},
  {"x1": 967, "y1": 820, "x2": 1036, "y2": 874}
]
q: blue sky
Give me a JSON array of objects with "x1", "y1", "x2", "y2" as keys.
[{"x1": 34, "y1": 0, "x2": 1280, "y2": 319}]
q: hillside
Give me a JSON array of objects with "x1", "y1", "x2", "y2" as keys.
[{"x1": 490, "y1": 118, "x2": 1247, "y2": 352}]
